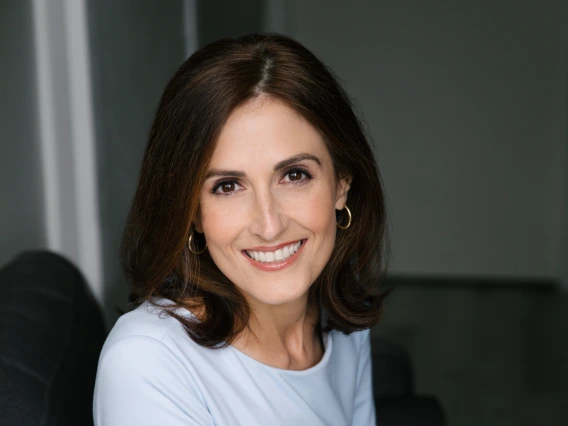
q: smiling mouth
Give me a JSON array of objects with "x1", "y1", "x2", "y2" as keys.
[{"x1": 243, "y1": 240, "x2": 305, "y2": 263}]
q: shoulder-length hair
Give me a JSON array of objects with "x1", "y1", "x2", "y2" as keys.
[{"x1": 121, "y1": 33, "x2": 390, "y2": 348}]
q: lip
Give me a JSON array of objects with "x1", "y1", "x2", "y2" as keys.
[
  {"x1": 245, "y1": 240, "x2": 303, "y2": 252},
  {"x1": 241, "y1": 239, "x2": 306, "y2": 272}
]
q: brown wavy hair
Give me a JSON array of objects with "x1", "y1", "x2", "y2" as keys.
[{"x1": 121, "y1": 33, "x2": 390, "y2": 348}]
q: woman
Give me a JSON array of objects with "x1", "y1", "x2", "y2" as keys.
[{"x1": 93, "y1": 33, "x2": 389, "y2": 426}]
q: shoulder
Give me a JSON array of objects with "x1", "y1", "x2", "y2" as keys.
[
  {"x1": 100, "y1": 300, "x2": 181, "y2": 351},
  {"x1": 327, "y1": 328, "x2": 371, "y2": 368},
  {"x1": 94, "y1": 300, "x2": 208, "y2": 405},
  {"x1": 93, "y1": 301, "x2": 216, "y2": 425},
  {"x1": 97, "y1": 299, "x2": 193, "y2": 376},
  {"x1": 97, "y1": 299, "x2": 244, "y2": 384},
  {"x1": 97, "y1": 297, "x2": 229, "y2": 372},
  {"x1": 331, "y1": 328, "x2": 370, "y2": 351},
  {"x1": 96, "y1": 298, "x2": 215, "y2": 383}
]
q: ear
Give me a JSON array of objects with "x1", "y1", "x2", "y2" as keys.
[
  {"x1": 335, "y1": 176, "x2": 352, "y2": 210},
  {"x1": 192, "y1": 207, "x2": 204, "y2": 233}
]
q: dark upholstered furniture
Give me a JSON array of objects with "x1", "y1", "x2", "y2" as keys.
[
  {"x1": 0, "y1": 251, "x2": 106, "y2": 426},
  {"x1": 0, "y1": 251, "x2": 445, "y2": 425},
  {"x1": 371, "y1": 336, "x2": 446, "y2": 425}
]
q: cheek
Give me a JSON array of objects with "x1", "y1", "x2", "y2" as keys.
[
  {"x1": 296, "y1": 194, "x2": 337, "y2": 278},
  {"x1": 292, "y1": 185, "x2": 337, "y2": 246},
  {"x1": 300, "y1": 197, "x2": 336, "y2": 233},
  {"x1": 199, "y1": 202, "x2": 241, "y2": 253}
]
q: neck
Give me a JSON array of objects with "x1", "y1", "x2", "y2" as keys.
[{"x1": 233, "y1": 294, "x2": 324, "y2": 370}]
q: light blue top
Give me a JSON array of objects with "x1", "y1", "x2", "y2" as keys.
[{"x1": 93, "y1": 299, "x2": 375, "y2": 425}]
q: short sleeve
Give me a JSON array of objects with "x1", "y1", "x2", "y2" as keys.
[
  {"x1": 93, "y1": 336, "x2": 215, "y2": 426},
  {"x1": 351, "y1": 329, "x2": 376, "y2": 426}
]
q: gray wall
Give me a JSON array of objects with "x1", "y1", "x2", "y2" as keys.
[
  {"x1": 561, "y1": 2, "x2": 568, "y2": 289},
  {"x1": 0, "y1": 1, "x2": 46, "y2": 265},
  {"x1": 559, "y1": 2, "x2": 568, "y2": 291},
  {"x1": 565, "y1": 74, "x2": 568, "y2": 288},
  {"x1": 87, "y1": 0, "x2": 187, "y2": 326},
  {"x1": 283, "y1": 0, "x2": 568, "y2": 280},
  {"x1": 197, "y1": 0, "x2": 264, "y2": 47}
]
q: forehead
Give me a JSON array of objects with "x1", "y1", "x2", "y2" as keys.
[{"x1": 209, "y1": 98, "x2": 331, "y2": 168}]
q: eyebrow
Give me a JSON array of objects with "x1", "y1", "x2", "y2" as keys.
[{"x1": 204, "y1": 153, "x2": 322, "y2": 179}]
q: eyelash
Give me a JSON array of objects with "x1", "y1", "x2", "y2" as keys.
[{"x1": 210, "y1": 167, "x2": 313, "y2": 196}]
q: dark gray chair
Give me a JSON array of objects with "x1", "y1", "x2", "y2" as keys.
[
  {"x1": 0, "y1": 251, "x2": 106, "y2": 426},
  {"x1": 371, "y1": 335, "x2": 446, "y2": 425}
]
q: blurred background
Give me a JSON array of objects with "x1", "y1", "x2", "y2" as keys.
[{"x1": 1, "y1": 0, "x2": 567, "y2": 424}]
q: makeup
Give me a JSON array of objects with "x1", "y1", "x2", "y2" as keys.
[{"x1": 241, "y1": 239, "x2": 307, "y2": 272}]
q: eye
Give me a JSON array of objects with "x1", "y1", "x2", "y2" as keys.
[
  {"x1": 212, "y1": 180, "x2": 242, "y2": 195},
  {"x1": 282, "y1": 167, "x2": 312, "y2": 183}
]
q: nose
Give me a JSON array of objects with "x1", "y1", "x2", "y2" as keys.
[{"x1": 248, "y1": 189, "x2": 286, "y2": 242}]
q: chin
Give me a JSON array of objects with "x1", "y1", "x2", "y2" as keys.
[{"x1": 243, "y1": 280, "x2": 312, "y2": 307}]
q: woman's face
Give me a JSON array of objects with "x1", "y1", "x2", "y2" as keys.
[{"x1": 194, "y1": 98, "x2": 350, "y2": 308}]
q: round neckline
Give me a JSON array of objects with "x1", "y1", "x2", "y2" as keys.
[
  {"x1": 149, "y1": 297, "x2": 333, "y2": 375},
  {"x1": 229, "y1": 330, "x2": 333, "y2": 375}
]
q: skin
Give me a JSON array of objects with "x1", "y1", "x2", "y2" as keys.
[{"x1": 194, "y1": 97, "x2": 350, "y2": 370}]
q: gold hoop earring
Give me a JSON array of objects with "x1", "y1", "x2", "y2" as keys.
[
  {"x1": 188, "y1": 231, "x2": 207, "y2": 255},
  {"x1": 336, "y1": 205, "x2": 352, "y2": 230}
]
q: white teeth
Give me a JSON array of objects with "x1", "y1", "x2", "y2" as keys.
[{"x1": 246, "y1": 240, "x2": 303, "y2": 263}]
